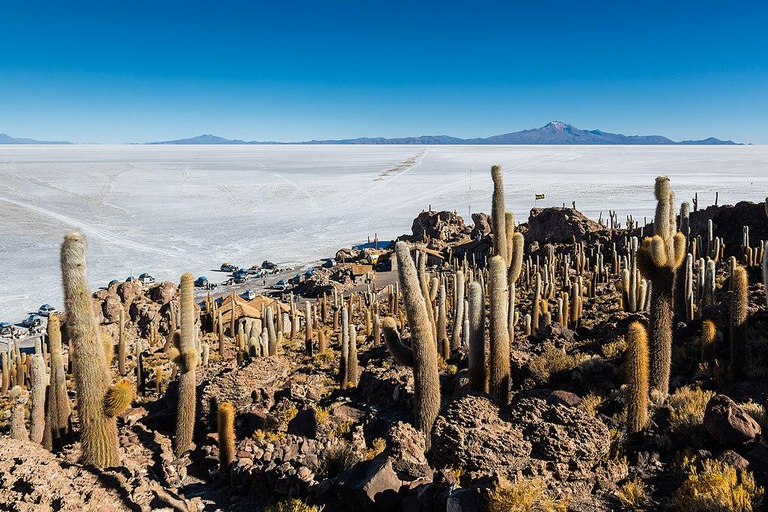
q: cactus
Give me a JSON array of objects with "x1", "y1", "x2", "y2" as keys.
[
  {"x1": 118, "y1": 307, "x2": 126, "y2": 376},
  {"x1": 372, "y1": 313, "x2": 381, "y2": 346},
  {"x1": 174, "y1": 272, "x2": 198, "y2": 457},
  {"x1": 625, "y1": 321, "x2": 649, "y2": 433},
  {"x1": 730, "y1": 264, "x2": 749, "y2": 376},
  {"x1": 531, "y1": 273, "x2": 541, "y2": 334},
  {"x1": 218, "y1": 310, "x2": 225, "y2": 355},
  {"x1": 340, "y1": 307, "x2": 349, "y2": 388},
  {"x1": 104, "y1": 380, "x2": 134, "y2": 417},
  {"x1": 218, "y1": 402, "x2": 236, "y2": 472},
  {"x1": 437, "y1": 285, "x2": 448, "y2": 357},
  {"x1": 489, "y1": 256, "x2": 511, "y2": 404},
  {"x1": 10, "y1": 386, "x2": 29, "y2": 441},
  {"x1": 700, "y1": 319, "x2": 717, "y2": 367},
  {"x1": 382, "y1": 317, "x2": 415, "y2": 366},
  {"x1": 304, "y1": 302, "x2": 313, "y2": 356},
  {"x1": 347, "y1": 324, "x2": 358, "y2": 387},
  {"x1": 467, "y1": 281, "x2": 487, "y2": 393},
  {"x1": 135, "y1": 339, "x2": 145, "y2": 396},
  {"x1": 61, "y1": 232, "x2": 120, "y2": 467},
  {"x1": 29, "y1": 353, "x2": 47, "y2": 443},
  {"x1": 1, "y1": 351, "x2": 8, "y2": 395},
  {"x1": 267, "y1": 306, "x2": 277, "y2": 356},
  {"x1": 764, "y1": 197, "x2": 768, "y2": 307},
  {"x1": 491, "y1": 165, "x2": 508, "y2": 262},
  {"x1": 636, "y1": 177, "x2": 686, "y2": 399},
  {"x1": 394, "y1": 241, "x2": 440, "y2": 448},
  {"x1": 202, "y1": 343, "x2": 210, "y2": 366},
  {"x1": 451, "y1": 270, "x2": 465, "y2": 350}
]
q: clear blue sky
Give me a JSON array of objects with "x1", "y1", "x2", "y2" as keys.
[{"x1": 1, "y1": 1, "x2": 766, "y2": 144}]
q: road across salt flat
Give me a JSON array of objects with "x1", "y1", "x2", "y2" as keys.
[{"x1": 0, "y1": 144, "x2": 766, "y2": 322}]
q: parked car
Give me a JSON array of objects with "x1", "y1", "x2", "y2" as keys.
[
  {"x1": 261, "y1": 260, "x2": 277, "y2": 270},
  {"x1": 21, "y1": 314, "x2": 44, "y2": 329},
  {"x1": 108, "y1": 279, "x2": 120, "y2": 288},
  {"x1": 233, "y1": 269, "x2": 248, "y2": 279},
  {"x1": 38, "y1": 304, "x2": 57, "y2": 317},
  {"x1": 233, "y1": 274, "x2": 247, "y2": 284},
  {"x1": 138, "y1": 273, "x2": 156, "y2": 285},
  {"x1": 0, "y1": 322, "x2": 13, "y2": 337},
  {"x1": 242, "y1": 289, "x2": 256, "y2": 300},
  {"x1": 195, "y1": 276, "x2": 209, "y2": 287},
  {"x1": 271, "y1": 279, "x2": 288, "y2": 291},
  {"x1": 221, "y1": 262, "x2": 239, "y2": 272},
  {"x1": 125, "y1": 275, "x2": 136, "y2": 282}
]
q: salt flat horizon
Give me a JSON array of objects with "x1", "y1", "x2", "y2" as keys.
[{"x1": 1, "y1": 144, "x2": 766, "y2": 322}]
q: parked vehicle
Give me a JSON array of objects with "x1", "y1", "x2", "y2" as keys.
[
  {"x1": 108, "y1": 279, "x2": 120, "y2": 288},
  {"x1": 0, "y1": 322, "x2": 13, "y2": 337},
  {"x1": 242, "y1": 289, "x2": 256, "y2": 300},
  {"x1": 38, "y1": 304, "x2": 57, "y2": 317},
  {"x1": 138, "y1": 273, "x2": 156, "y2": 285},
  {"x1": 125, "y1": 275, "x2": 136, "y2": 282},
  {"x1": 261, "y1": 260, "x2": 277, "y2": 270},
  {"x1": 271, "y1": 279, "x2": 288, "y2": 291},
  {"x1": 21, "y1": 314, "x2": 44, "y2": 329},
  {"x1": 233, "y1": 269, "x2": 248, "y2": 279},
  {"x1": 233, "y1": 274, "x2": 247, "y2": 284},
  {"x1": 220, "y1": 262, "x2": 239, "y2": 272}
]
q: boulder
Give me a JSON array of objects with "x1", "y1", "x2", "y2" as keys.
[
  {"x1": 149, "y1": 281, "x2": 177, "y2": 305},
  {"x1": 470, "y1": 212, "x2": 492, "y2": 239},
  {"x1": 336, "y1": 457, "x2": 403, "y2": 510},
  {"x1": 101, "y1": 293, "x2": 122, "y2": 324},
  {"x1": 386, "y1": 422, "x2": 432, "y2": 480},
  {"x1": 527, "y1": 207, "x2": 605, "y2": 245},
  {"x1": 688, "y1": 201, "x2": 768, "y2": 258},
  {"x1": 117, "y1": 280, "x2": 142, "y2": 305},
  {"x1": 704, "y1": 394, "x2": 761, "y2": 445},
  {"x1": 411, "y1": 210, "x2": 471, "y2": 248},
  {"x1": 432, "y1": 391, "x2": 610, "y2": 484}
]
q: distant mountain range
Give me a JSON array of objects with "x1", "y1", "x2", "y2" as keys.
[
  {"x1": 148, "y1": 121, "x2": 741, "y2": 145},
  {"x1": 0, "y1": 133, "x2": 72, "y2": 144}
]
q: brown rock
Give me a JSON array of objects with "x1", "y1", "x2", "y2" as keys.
[
  {"x1": 704, "y1": 394, "x2": 761, "y2": 445},
  {"x1": 149, "y1": 281, "x2": 177, "y2": 304},
  {"x1": 470, "y1": 212, "x2": 492, "y2": 239},
  {"x1": 527, "y1": 207, "x2": 606, "y2": 244},
  {"x1": 101, "y1": 293, "x2": 122, "y2": 324},
  {"x1": 411, "y1": 210, "x2": 471, "y2": 248}
]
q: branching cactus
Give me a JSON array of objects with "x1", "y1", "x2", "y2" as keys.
[
  {"x1": 382, "y1": 317, "x2": 415, "y2": 367},
  {"x1": 625, "y1": 321, "x2": 649, "y2": 433},
  {"x1": 394, "y1": 241, "x2": 440, "y2": 449},
  {"x1": 61, "y1": 232, "x2": 120, "y2": 467},
  {"x1": 636, "y1": 177, "x2": 686, "y2": 399},
  {"x1": 730, "y1": 264, "x2": 749, "y2": 376},
  {"x1": 174, "y1": 272, "x2": 198, "y2": 457},
  {"x1": 488, "y1": 255, "x2": 511, "y2": 404}
]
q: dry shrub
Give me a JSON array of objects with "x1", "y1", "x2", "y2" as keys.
[
  {"x1": 487, "y1": 476, "x2": 567, "y2": 512},
  {"x1": 668, "y1": 386, "x2": 715, "y2": 432},
  {"x1": 674, "y1": 458, "x2": 763, "y2": 512}
]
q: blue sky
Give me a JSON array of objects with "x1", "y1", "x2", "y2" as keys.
[{"x1": 1, "y1": 1, "x2": 766, "y2": 143}]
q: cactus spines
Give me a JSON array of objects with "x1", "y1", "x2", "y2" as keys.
[
  {"x1": 437, "y1": 285, "x2": 448, "y2": 356},
  {"x1": 10, "y1": 386, "x2": 29, "y2": 441},
  {"x1": 61, "y1": 232, "x2": 120, "y2": 467},
  {"x1": 382, "y1": 317, "x2": 415, "y2": 367},
  {"x1": 625, "y1": 321, "x2": 649, "y2": 433},
  {"x1": 372, "y1": 313, "x2": 381, "y2": 346},
  {"x1": 700, "y1": 319, "x2": 717, "y2": 367},
  {"x1": 174, "y1": 272, "x2": 197, "y2": 457},
  {"x1": 451, "y1": 270, "x2": 465, "y2": 350},
  {"x1": 488, "y1": 255, "x2": 511, "y2": 404},
  {"x1": 348, "y1": 324, "x2": 358, "y2": 387},
  {"x1": 340, "y1": 307, "x2": 349, "y2": 388},
  {"x1": 730, "y1": 264, "x2": 749, "y2": 376},
  {"x1": 1, "y1": 351, "x2": 8, "y2": 395},
  {"x1": 467, "y1": 281, "x2": 487, "y2": 393},
  {"x1": 104, "y1": 380, "x2": 134, "y2": 417},
  {"x1": 29, "y1": 353, "x2": 47, "y2": 444},
  {"x1": 394, "y1": 241, "x2": 440, "y2": 448},
  {"x1": 218, "y1": 402, "x2": 236, "y2": 472},
  {"x1": 118, "y1": 307, "x2": 126, "y2": 376},
  {"x1": 636, "y1": 177, "x2": 686, "y2": 400},
  {"x1": 304, "y1": 302, "x2": 313, "y2": 356},
  {"x1": 491, "y1": 165, "x2": 508, "y2": 262}
]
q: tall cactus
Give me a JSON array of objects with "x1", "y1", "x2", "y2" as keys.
[
  {"x1": 625, "y1": 321, "x2": 649, "y2": 433},
  {"x1": 382, "y1": 317, "x2": 414, "y2": 367},
  {"x1": 488, "y1": 256, "x2": 511, "y2": 404},
  {"x1": 636, "y1": 177, "x2": 686, "y2": 399},
  {"x1": 61, "y1": 232, "x2": 120, "y2": 467},
  {"x1": 218, "y1": 402, "x2": 236, "y2": 472},
  {"x1": 174, "y1": 272, "x2": 198, "y2": 456},
  {"x1": 491, "y1": 165, "x2": 508, "y2": 262},
  {"x1": 347, "y1": 324, "x2": 358, "y2": 387},
  {"x1": 467, "y1": 281, "x2": 487, "y2": 393},
  {"x1": 451, "y1": 270, "x2": 465, "y2": 350},
  {"x1": 394, "y1": 241, "x2": 440, "y2": 449},
  {"x1": 730, "y1": 264, "x2": 749, "y2": 376},
  {"x1": 29, "y1": 353, "x2": 47, "y2": 444},
  {"x1": 118, "y1": 307, "x2": 126, "y2": 376}
]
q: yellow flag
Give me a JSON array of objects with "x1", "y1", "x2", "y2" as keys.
[{"x1": 535, "y1": 194, "x2": 545, "y2": 200}]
